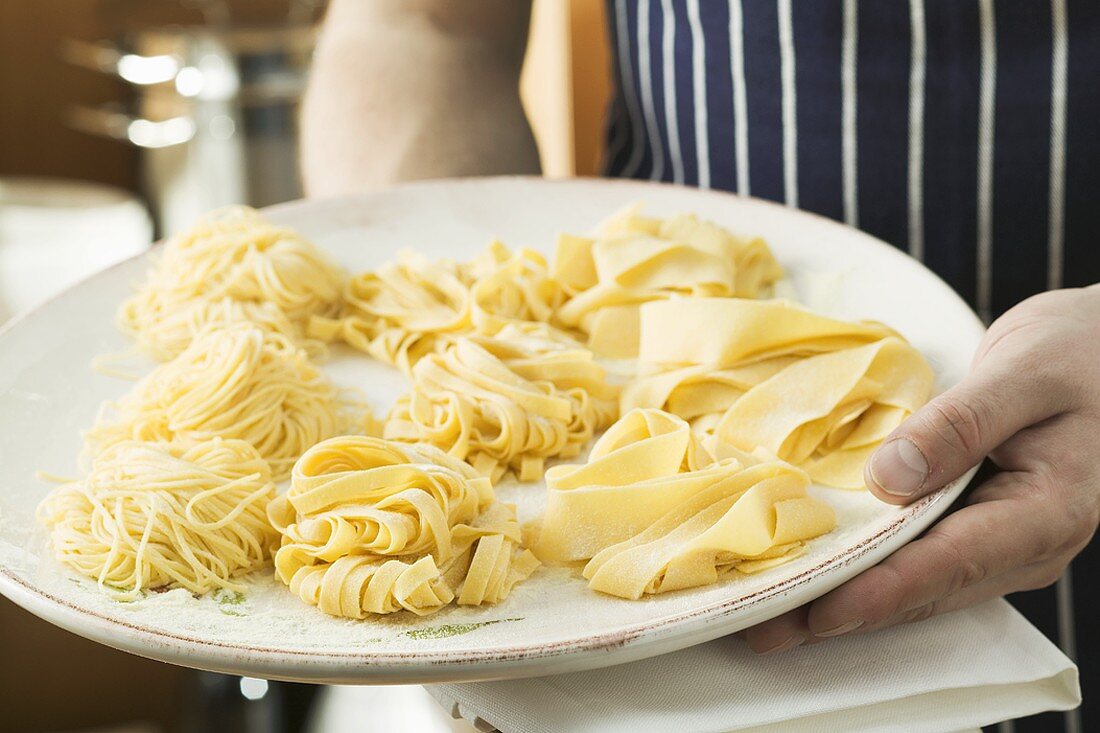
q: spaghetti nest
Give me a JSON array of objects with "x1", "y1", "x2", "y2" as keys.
[
  {"x1": 118, "y1": 206, "x2": 344, "y2": 360},
  {"x1": 36, "y1": 438, "x2": 278, "y2": 598},
  {"x1": 268, "y1": 436, "x2": 539, "y2": 618},
  {"x1": 384, "y1": 326, "x2": 620, "y2": 482},
  {"x1": 85, "y1": 323, "x2": 356, "y2": 480}
]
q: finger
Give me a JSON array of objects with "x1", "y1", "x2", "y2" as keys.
[
  {"x1": 864, "y1": 361, "x2": 1066, "y2": 504},
  {"x1": 805, "y1": 474, "x2": 1063, "y2": 638},
  {"x1": 744, "y1": 606, "x2": 809, "y2": 654},
  {"x1": 988, "y1": 414, "x2": 1099, "y2": 557},
  {"x1": 805, "y1": 561, "x2": 1059, "y2": 641},
  {"x1": 868, "y1": 557, "x2": 1067, "y2": 632}
]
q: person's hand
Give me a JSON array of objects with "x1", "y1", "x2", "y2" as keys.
[{"x1": 744, "y1": 285, "x2": 1100, "y2": 654}]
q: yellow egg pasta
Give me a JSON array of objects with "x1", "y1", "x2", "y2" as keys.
[
  {"x1": 85, "y1": 324, "x2": 355, "y2": 480},
  {"x1": 310, "y1": 250, "x2": 473, "y2": 373},
  {"x1": 532, "y1": 409, "x2": 835, "y2": 599},
  {"x1": 287, "y1": 554, "x2": 456, "y2": 618},
  {"x1": 469, "y1": 244, "x2": 566, "y2": 335},
  {"x1": 116, "y1": 297, "x2": 326, "y2": 363},
  {"x1": 311, "y1": 242, "x2": 567, "y2": 374},
  {"x1": 268, "y1": 436, "x2": 538, "y2": 618},
  {"x1": 384, "y1": 327, "x2": 620, "y2": 482},
  {"x1": 448, "y1": 503, "x2": 542, "y2": 606},
  {"x1": 118, "y1": 206, "x2": 344, "y2": 359},
  {"x1": 36, "y1": 438, "x2": 278, "y2": 598},
  {"x1": 624, "y1": 298, "x2": 933, "y2": 488},
  {"x1": 267, "y1": 438, "x2": 492, "y2": 573},
  {"x1": 47, "y1": 200, "x2": 947, "y2": 615},
  {"x1": 553, "y1": 207, "x2": 784, "y2": 357}
]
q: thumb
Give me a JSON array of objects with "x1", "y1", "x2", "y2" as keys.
[{"x1": 864, "y1": 365, "x2": 1059, "y2": 504}]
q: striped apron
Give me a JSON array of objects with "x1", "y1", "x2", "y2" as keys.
[{"x1": 602, "y1": 2, "x2": 1100, "y2": 731}]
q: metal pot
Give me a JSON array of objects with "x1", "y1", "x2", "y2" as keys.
[{"x1": 63, "y1": 22, "x2": 316, "y2": 233}]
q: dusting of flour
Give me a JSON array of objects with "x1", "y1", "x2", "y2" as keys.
[{"x1": 0, "y1": 186, "x2": 975, "y2": 676}]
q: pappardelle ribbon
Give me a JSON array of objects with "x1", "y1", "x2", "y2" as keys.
[
  {"x1": 552, "y1": 207, "x2": 784, "y2": 357},
  {"x1": 533, "y1": 409, "x2": 836, "y2": 599},
  {"x1": 623, "y1": 298, "x2": 934, "y2": 488}
]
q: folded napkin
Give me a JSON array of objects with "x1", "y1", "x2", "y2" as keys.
[{"x1": 427, "y1": 599, "x2": 1079, "y2": 733}]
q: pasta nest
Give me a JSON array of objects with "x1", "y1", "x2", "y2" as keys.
[
  {"x1": 309, "y1": 243, "x2": 567, "y2": 374},
  {"x1": 36, "y1": 438, "x2": 278, "y2": 597},
  {"x1": 118, "y1": 206, "x2": 344, "y2": 359},
  {"x1": 384, "y1": 326, "x2": 620, "y2": 482},
  {"x1": 85, "y1": 323, "x2": 355, "y2": 480},
  {"x1": 114, "y1": 297, "x2": 326, "y2": 363},
  {"x1": 552, "y1": 207, "x2": 784, "y2": 357},
  {"x1": 532, "y1": 409, "x2": 836, "y2": 599},
  {"x1": 623, "y1": 298, "x2": 934, "y2": 488},
  {"x1": 268, "y1": 436, "x2": 539, "y2": 618}
]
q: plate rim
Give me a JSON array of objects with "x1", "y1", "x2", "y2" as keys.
[{"x1": 0, "y1": 176, "x2": 984, "y2": 682}]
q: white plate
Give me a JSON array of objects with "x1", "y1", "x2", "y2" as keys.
[{"x1": 0, "y1": 177, "x2": 984, "y2": 684}]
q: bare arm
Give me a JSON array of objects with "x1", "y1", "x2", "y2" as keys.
[{"x1": 301, "y1": 0, "x2": 539, "y2": 196}]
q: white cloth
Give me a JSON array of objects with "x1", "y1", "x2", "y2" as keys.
[{"x1": 427, "y1": 599, "x2": 1079, "y2": 733}]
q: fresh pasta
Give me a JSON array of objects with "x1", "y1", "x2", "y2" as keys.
[
  {"x1": 553, "y1": 207, "x2": 784, "y2": 357},
  {"x1": 85, "y1": 323, "x2": 354, "y2": 480},
  {"x1": 532, "y1": 409, "x2": 836, "y2": 599},
  {"x1": 36, "y1": 439, "x2": 278, "y2": 598},
  {"x1": 383, "y1": 327, "x2": 620, "y2": 482},
  {"x1": 623, "y1": 298, "x2": 933, "y2": 488},
  {"x1": 118, "y1": 206, "x2": 343, "y2": 359},
  {"x1": 267, "y1": 436, "x2": 538, "y2": 618},
  {"x1": 311, "y1": 242, "x2": 566, "y2": 374},
  {"x1": 310, "y1": 250, "x2": 473, "y2": 373},
  {"x1": 115, "y1": 297, "x2": 326, "y2": 363},
  {"x1": 43, "y1": 199, "x2": 947, "y2": 615},
  {"x1": 469, "y1": 243, "x2": 566, "y2": 334},
  {"x1": 287, "y1": 554, "x2": 456, "y2": 618}
]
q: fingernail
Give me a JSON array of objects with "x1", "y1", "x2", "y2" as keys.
[
  {"x1": 869, "y1": 438, "x2": 928, "y2": 497},
  {"x1": 815, "y1": 619, "x2": 864, "y2": 638},
  {"x1": 759, "y1": 634, "x2": 805, "y2": 655}
]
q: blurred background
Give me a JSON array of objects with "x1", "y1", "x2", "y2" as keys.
[{"x1": 0, "y1": 1, "x2": 610, "y2": 731}]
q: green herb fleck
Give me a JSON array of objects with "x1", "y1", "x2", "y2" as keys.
[
  {"x1": 213, "y1": 589, "x2": 246, "y2": 605},
  {"x1": 404, "y1": 617, "x2": 522, "y2": 640},
  {"x1": 103, "y1": 583, "x2": 145, "y2": 602},
  {"x1": 213, "y1": 589, "x2": 248, "y2": 616}
]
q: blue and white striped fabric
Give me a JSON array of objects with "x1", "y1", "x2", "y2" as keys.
[{"x1": 602, "y1": 2, "x2": 1098, "y2": 731}]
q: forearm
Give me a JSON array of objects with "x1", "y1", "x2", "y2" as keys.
[{"x1": 301, "y1": 0, "x2": 540, "y2": 196}]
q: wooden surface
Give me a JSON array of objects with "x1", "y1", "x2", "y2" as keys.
[
  {"x1": 521, "y1": 0, "x2": 613, "y2": 178},
  {"x1": 568, "y1": 0, "x2": 613, "y2": 176}
]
